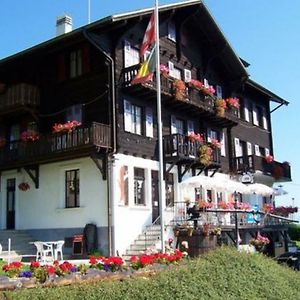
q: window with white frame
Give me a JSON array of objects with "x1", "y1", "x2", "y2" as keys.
[
  {"x1": 134, "y1": 168, "x2": 146, "y2": 206},
  {"x1": 124, "y1": 40, "x2": 140, "y2": 68},
  {"x1": 123, "y1": 100, "x2": 142, "y2": 135},
  {"x1": 168, "y1": 62, "x2": 181, "y2": 80},
  {"x1": 65, "y1": 169, "x2": 80, "y2": 208}
]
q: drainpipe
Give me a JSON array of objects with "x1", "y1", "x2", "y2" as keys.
[{"x1": 83, "y1": 28, "x2": 116, "y2": 256}]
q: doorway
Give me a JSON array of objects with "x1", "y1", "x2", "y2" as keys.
[
  {"x1": 6, "y1": 178, "x2": 16, "y2": 229},
  {"x1": 151, "y1": 171, "x2": 160, "y2": 223}
]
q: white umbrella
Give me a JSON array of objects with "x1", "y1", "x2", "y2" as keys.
[
  {"x1": 245, "y1": 183, "x2": 274, "y2": 196},
  {"x1": 273, "y1": 186, "x2": 288, "y2": 196}
]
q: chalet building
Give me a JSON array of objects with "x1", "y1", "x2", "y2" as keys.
[{"x1": 0, "y1": 0, "x2": 292, "y2": 257}]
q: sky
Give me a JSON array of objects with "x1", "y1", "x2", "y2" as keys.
[{"x1": 0, "y1": 0, "x2": 299, "y2": 219}]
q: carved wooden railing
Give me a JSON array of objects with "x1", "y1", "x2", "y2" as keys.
[
  {"x1": 0, "y1": 122, "x2": 111, "y2": 167},
  {"x1": 0, "y1": 83, "x2": 40, "y2": 112},
  {"x1": 231, "y1": 155, "x2": 291, "y2": 181},
  {"x1": 163, "y1": 134, "x2": 221, "y2": 166}
]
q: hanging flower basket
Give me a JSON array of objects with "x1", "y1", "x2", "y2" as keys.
[
  {"x1": 18, "y1": 182, "x2": 30, "y2": 191},
  {"x1": 226, "y1": 97, "x2": 240, "y2": 109},
  {"x1": 173, "y1": 79, "x2": 186, "y2": 101},
  {"x1": 215, "y1": 99, "x2": 227, "y2": 117},
  {"x1": 199, "y1": 144, "x2": 213, "y2": 166}
]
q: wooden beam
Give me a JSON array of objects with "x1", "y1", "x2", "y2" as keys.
[
  {"x1": 90, "y1": 153, "x2": 107, "y2": 180},
  {"x1": 24, "y1": 165, "x2": 39, "y2": 189}
]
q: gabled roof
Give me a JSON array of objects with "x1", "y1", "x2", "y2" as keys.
[
  {"x1": 0, "y1": 0, "x2": 248, "y2": 81},
  {"x1": 246, "y1": 79, "x2": 289, "y2": 105}
]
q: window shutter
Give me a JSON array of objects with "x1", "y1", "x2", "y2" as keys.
[
  {"x1": 247, "y1": 142, "x2": 252, "y2": 155},
  {"x1": 254, "y1": 144, "x2": 260, "y2": 156},
  {"x1": 262, "y1": 109, "x2": 268, "y2": 130},
  {"x1": 204, "y1": 78, "x2": 209, "y2": 88},
  {"x1": 234, "y1": 138, "x2": 242, "y2": 157},
  {"x1": 220, "y1": 131, "x2": 226, "y2": 157},
  {"x1": 57, "y1": 53, "x2": 66, "y2": 82},
  {"x1": 168, "y1": 61, "x2": 174, "y2": 78},
  {"x1": 252, "y1": 105, "x2": 259, "y2": 126},
  {"x1": 244, "y1": 99, "x2": 250, "y2": 122},
  {"x1": 145, "y1": 107, "x2": 153, "y2": 138},
  {"x1": 187, "y1": 120, "x2": 194, "y2": 134},
  {"x1": 184, "y1": 69, "x2": 192, "y2": 82},
  {"x1": 171, "y1": 115, "x2": 177, "y2": 134},
  {"x1": 82, "y1": 44, "x2": 90, "y2": 73},
  {"x1": 265, "y1": 148, "x2": 270, "y2": 156},
  {"x1": 123, "y1": 100, "x2": 132, "y2": 132},
  {"x1": 216, "y1": 85, "x2": 222, "y2": 98},
  {"x1": 207, "y1": 128, "x2": 212, "y2": 142}
]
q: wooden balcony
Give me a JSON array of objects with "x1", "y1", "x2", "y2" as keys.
[
  {"x1": 0, "y1": 122, "x2": 111, "y2": 170},
  {"x1": 122, "y1": 65, "x2": 238, "y2": 127},
  {"x1": 231, "y1": 155, "x2": 291, "y2": 182},
  {"x1": 0, "y1": 83, "x2": 39, "y2": 116},
  {"x1": 163, "y1": 134, "x2": 221, "y2": 181}
]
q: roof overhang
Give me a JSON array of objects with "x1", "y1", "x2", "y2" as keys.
[{"x1": 246, "y1": 79, "x2": 289, "y2": 105}]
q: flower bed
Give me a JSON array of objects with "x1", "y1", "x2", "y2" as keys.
[{"x1": 0, "y1": 251, "x2": 187, "y2": 290}]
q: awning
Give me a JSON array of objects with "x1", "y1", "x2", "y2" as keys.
[{"x1": 180, "y1": 175, "x2": 274, "y2": 196}]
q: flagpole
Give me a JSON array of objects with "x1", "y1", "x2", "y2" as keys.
[{"x1": 154, "y1": 0, "x2": 166, "y2": 253}]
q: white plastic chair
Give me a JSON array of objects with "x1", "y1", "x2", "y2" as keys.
[
  {"x1": 54, "y1": 240, "x2": 65, "y2": 261},
  {"x1": 34, "y1": 241, "x2": 53, "y2": 263}
]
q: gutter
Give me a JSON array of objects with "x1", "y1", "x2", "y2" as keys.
[{"x1": 83, "y1": 28, "x2": 117, "y2": 256}]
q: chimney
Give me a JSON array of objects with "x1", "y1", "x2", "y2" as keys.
[{"x1": 56, "y1": 15, "x2": 72, "y2": 36}]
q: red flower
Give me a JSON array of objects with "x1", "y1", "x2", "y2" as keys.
[
  {"x1": 89, "y1": 256, "x2": 98, "y2": 265},
  {"x1": 2, "y1": 264, "x2": 10, "y2": 271},
  {"x1": 47, "y1": 265, "x2": 55, "y2": 275},
  {"x1": 30, "y1": 261, "x2": 40, "y2": 268},
  {"x1": 265, "y1": 155, "x2": 274, "y2": 163},
  {"x1": 53, "y1": 260, "x2": 59, "y2": 265}
]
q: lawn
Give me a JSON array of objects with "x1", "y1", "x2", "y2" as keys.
[{"x1": 1, "y1": 247, "x2": 300, "y2": 300}]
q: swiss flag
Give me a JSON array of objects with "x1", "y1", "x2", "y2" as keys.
[{"x1": 140, "y1": 12, "x2": 156, "y2": 57}]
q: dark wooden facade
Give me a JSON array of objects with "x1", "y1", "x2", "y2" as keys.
[{"x1": 0, "y1": 1, "x2": 291, "y2": 182}]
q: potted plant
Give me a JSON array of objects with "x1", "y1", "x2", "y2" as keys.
[
  {"x1": 18, "y1": 182, "x2": 30, "y2": 191},
  {"x1": 226, "y1": 97, "x2": 240, "y2": 109},
  {"x1": 199, "y1": 144, "x2": 213, "y2": 166},
  {"x1": 215, "y1": 99, "x2": 227, "y2": 117},
  {"x1": 250, "y1": 234, "x2": 270, "y2": 252},
  {"x1": 173, "y1": 79, "x2": 186, "y2": 101},
  {"x1": 53, "y1": 120, "x2": 82, "y2": 133}
]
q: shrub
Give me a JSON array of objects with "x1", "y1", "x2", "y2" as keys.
[{"x1": 288, "y1": 224, "x2": 300, "y2": 241}]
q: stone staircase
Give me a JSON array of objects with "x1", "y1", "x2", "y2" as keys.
[
  {"x1": 0, "y1": 230, "x2": 36, "y2": 262},
  {"x1": 122, "y1": 225, "x2": 162, "y2": 262}
]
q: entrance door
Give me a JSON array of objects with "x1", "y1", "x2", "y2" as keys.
[
  {"x1": 151, "y1": 171, "x2": 160, "y2": 223},
  {"x1": 6, "y1": 178, "x2": 16, "y2": 229}
]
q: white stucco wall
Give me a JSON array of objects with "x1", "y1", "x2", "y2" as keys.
[
  {"x1": 0, "y1": 157, "x2": 108, "y2": 230},
  {"x1": 112, "y1": 154, "x2": 176, "y2": 255}
]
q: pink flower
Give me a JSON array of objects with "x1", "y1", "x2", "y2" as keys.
[{"x1": 265, "y1": 155, "x2": 274, "y2": 163}]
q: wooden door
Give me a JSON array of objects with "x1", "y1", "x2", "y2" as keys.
[{"x1": 151, "y1": 171, "x2": 160, "y2": 223}]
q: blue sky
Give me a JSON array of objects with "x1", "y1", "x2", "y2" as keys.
[{"x1": 1, "y1": 0, "x2": 299, "y2": 219}]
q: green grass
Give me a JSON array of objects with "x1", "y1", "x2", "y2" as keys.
[
  {"x1": 1, "y1": 247, "x2": 300, "y2": 300},
  {"x1": 294, "y1": 240, "x2": 300, "y2": 248}
]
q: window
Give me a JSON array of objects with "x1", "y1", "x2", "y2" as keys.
[
  {"x1": 168, "y1": 20, "x2": 176, "y2": 42},
  {"x1": 216, "y1": 85, "x2": 223, "y2": 98},
  {"x1": 66, "y1": 104, "x2": 82, "y2": 122},
  {"x1": 166, "y1": 173, "x2": 174, "y2": 207},
  {"x1": 134, "y1": 168, "x2": 145, "y2": 206},
  {"x1": 70, "y1": 49, "x2": 82, "y2": 78},
  {"x1": 170, "y1": 115, "x2": 184, "y2": 134},
  {"x1": 168, "y1": 62, "x2": 181, "y2": 80},
  {"x1": 240, "y1": 98, "x2": 250, "y2": 122},
  {"x1": 123, "y1": 100, "x2": 142, "y2": 135},
  {"x1": 65, "y1": 169, "x2": 80, "y2": 208},
  {"x1": 124, "y1": 40, "x2": 140, "y2": 67},
  {"x1": 119, "y1": 166, "x2": 129, "y2": 206}
]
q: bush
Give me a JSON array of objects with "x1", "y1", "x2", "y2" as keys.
[{"x1": 288, "y1": 224, "x2": 300, "y2": 241}]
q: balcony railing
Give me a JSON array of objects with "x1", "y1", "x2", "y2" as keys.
[
  {"x1": 0, "y1": 122, "x2": 111, "y2": 169},
  {"x1": 163, "y1": 134, "x2": 221, "y2": 166},
  {"x1": 231, "y1": 155, "x2": 291, "y2": 181},
  {"x1": 0, "y1": 83, "x2": 40, "y2": 114},
  {"x1": 123, "y1": 65, "x2": 238, "y2": 125}
]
